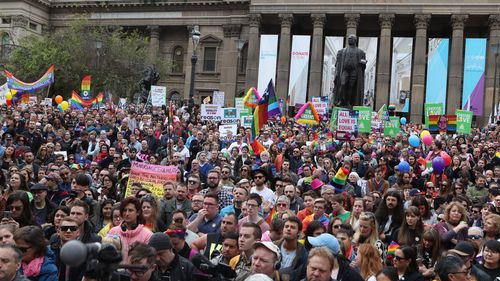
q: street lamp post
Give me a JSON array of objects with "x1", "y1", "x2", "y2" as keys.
[
  {"x1": 234, "y1": 39, "x2": 246, "y2": 98},
  {"x1": 492, "y1": 43, "x2": 500, "y2": 124},
  {"x1": 189, "y1": 25, "x2": 200, "y2": 110},
  {"x1": 95, "y1": 39, "x2": 103, "y2": 68}
]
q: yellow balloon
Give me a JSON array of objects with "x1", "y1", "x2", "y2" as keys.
[
  {"x1": 60, "y1": 101, "x2": 69, "y2": 111},
  {"x1": 5, "y1": 92, "x2": 12, "y2": 100},
  {"x1": 420, "y1": 130, "x2": 430, "y2": 139}
]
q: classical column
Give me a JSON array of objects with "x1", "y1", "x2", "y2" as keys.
[
  {"x1": 345, "y1": 13, "x2": 360, "y2": 42},
  {"x1": 482, "y1": 15, "x2": 500, "y2": 126},
  {"x1": 276, "y1": 13, "x2": 294, "y2": 102},
  {"x1": 375, "y1": 14, "x2": 395, "y2": 110},
  {"x1": 447, "y1": 14, "x2": 468, "y2": 114},
  {"x1": 220, "y1": 25, "x2": 241, "y2": 106},
  {"x1": 245, "y1": 14, "x2": 261, "y2": 90},
  {"x1": 308, "y1": 14, "x2": 326, "y2": 97},
  {"x1": 410, "y1": 14, "x2": 431, "y2": 123},
  {"x1": 184, "y1": 26, "x2": 195, "y2": 101},
  {"x1": 148, "y1": 26, "x2": 160, "y2": 61}
]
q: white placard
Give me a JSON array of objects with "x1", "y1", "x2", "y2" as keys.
[
  {"x1": 201, "y1": 104, "x2": 222, "y2": 121},
  {"x1": 337, "y1": 110, "x2": 357, "y2": 133},
  {"x1": 29, "y1": 96, "x2": 37, "y2": 105},
  {"x1": 219, "y1": 124, "x2": 238, "y2": 138},
  {"x1": 54, "y1": 151, "x2": 68, "y2": 161},
  {"x1": 150, "y1": 86, "x2": 167, "y2": 107},
  {"x1": 0, "y1": 83, "x2": 7, "y2": 105},
  {"x1": 241, "y1": 116, "x2": 253, "y2": 128},
  {"x1": 221, "y1": 108, "x2": 239, "y2": 124},
  {"x1": 43, "y1": 98, "x2": 52, "y2": 106},
  {"x1": 311, "y1": 97, "x2": 328, "y2": 115},
  {"x1": 213, "y1": 91, "x2": 225, "y2": 106}
]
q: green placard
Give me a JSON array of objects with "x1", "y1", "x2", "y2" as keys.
[
  {"x1": 235, "y1": 97, "x2": 252, "y2": 117},
  {"x1": 455, "y1": 109, "x2": 473, "y2": 134},
  {"x1": 424, "y1": 103, "x2": 444, "y2": 128},
  {"x1": 384, "y1": 116, "x2": 400, "y2": 138},
  {"x1": 330, "y1": 106, "x2": 344, "y2": 131},
  {"x1": 353, "y1": 106, "x2": 371, "y2": 133}
]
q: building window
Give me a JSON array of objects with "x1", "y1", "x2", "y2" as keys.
[
  {"x1": 1, "y1": 33, "x2": 9, "y2": 45},
  {"x1": 1, "y1": 18, "x2": 11, "y2": 24},
  {"x1": 203, "y1": 47, "x2": 217, "y2": 72},
  {"x1": 1, "y1": 33, "x2": 11, "y2": 61},
  {"x1": 239, "y1": 44, "x2": 248, "y2": 74},
  {"x1": 171, "y1": 46, "x2": 184, "y2": 73},
  {"x1": 29, "y1": 22, "x2": 37, "y2": 31}
]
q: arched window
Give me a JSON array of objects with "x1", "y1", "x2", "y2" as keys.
[
  {"x1": 0, "y1": 33, "x2": 11, "y2": 60},
  {"x1": 172, "y1": 46, "x2": 184, "y2": 73},
  {"x1": 239, "y1": 43, "x2": 248, "y2": 74},
  {"x1": 1, "y1": 33, "x2": 9, "y2": 45}
]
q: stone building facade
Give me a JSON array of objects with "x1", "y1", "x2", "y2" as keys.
[{"x1": 1, "y1": 0, "x2": 499, "y2": 124}]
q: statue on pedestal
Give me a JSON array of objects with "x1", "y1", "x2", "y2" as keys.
[{"x1": 334, "y1": 35, "x2": 366, "y2": 107}]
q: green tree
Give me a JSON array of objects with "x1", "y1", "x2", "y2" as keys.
[{"x1": 4, "y1": 19, "x2": 168, "y2": 100}]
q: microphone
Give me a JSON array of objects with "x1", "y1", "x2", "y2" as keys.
[
  {"x1": 60, "y1": 240, "x2": 101, "y2": 267},
  {"x1": 191, "y1": 253, "x2": 236, "y2": 278}
]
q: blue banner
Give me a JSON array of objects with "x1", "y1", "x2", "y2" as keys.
[
  {"x1": 462, "y1": 38, "x2": 486, "y2": 115},
  {"x1": 425, "y1": 39, "x2": 449, "y2": 109}
]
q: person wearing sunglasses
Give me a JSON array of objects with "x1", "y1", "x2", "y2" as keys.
[
  {"x1": 14, "y1": 226, "x2": 58, "y2": 280},
  {"x1": 393, "y1": 245, "x2": 422, "y2": 281},
  {"x1": 435, "y1": 255, "x2": 471, "y2": 281},
  {"x1": 51, "y1": 217, "x2": 83, "y2": 281}
]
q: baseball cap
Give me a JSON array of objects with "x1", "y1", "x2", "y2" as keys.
[
  {"x1": 448, "y1": 241, "x2": 475, "y2": 257},
  {"x1": 308, "y1": 233, "x2": 340, "y2": 255},
  {"x1": 30, "y1": 183, "x2": 48, "y2": 192},
  {"x1": 254, "y1": 241, "x2": 281, "y2": 261},
  {"x1": 45, "y1": 172, "x2": 62, "y2": 184}
]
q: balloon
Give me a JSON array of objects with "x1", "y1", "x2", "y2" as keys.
[
  {"x1": 60, "y1": 101, "x2": 69, "y2": 111},
  {"x1": 55, "y1": 95, "x2": 63, "y2": 105},
  {"x1": 420, "y1": 130, "x2": 430, "y2": 139},
  {"x1": 398, "y1": 161, "x2": 410, "y2": 173},
  {"x1": 432, "y1": 156, "x2": 445, "y2": 174},
  {"x1": 281, "y1": 116, "x2": 286, "y2": 124},
  {"x1": 400, "y1": 117, "x2": 407, "y2": 125},
  {"x1": 5, "y1": 92, "x2": 12, "y2": 100},
  {"x1": 422, "y1": 134, "x2": 433, "y2": 146},
  {"x1": 441, "y1": 151, "x2": 451, "y2": 167},
  {"x1": 409, "y1": 134, "x2": 420, "y2": 147},
  {"x1": 6, "y1": 99, "x2": 11, "y2": 106}
]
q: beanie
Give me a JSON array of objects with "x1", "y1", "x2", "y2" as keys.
[
  {"x1": 148, "y1": 233, "x2": 172, "y2": 251},
  {"x1": 332, "y1": 167, "x2": 349, "y2": 186}
]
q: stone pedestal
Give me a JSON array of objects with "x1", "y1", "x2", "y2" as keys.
[
  {"x1": 483, "y1": 15, "x2": 500, "y2": 126},
  {"x1": 276, "y1": 13, "x2": 293, "y2": 102},
  {"x1": 308, "y1": 14, "x2": 326, "y2": 97},
  {"x1": 410, "y1": 14, "x2": 430, "y2": 123},
  {"x1": 446, "y1": 14, "x2": 468, "y2": 114},
  {"x1": 245, "y1": 14, "x2": 261, "y2": 90},
  {"x1": 375, "y1": 14, "x2": 395, "y2": 110}
]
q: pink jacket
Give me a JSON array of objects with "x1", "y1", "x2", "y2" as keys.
[{"x1": 108, "y1": 224, "x2": 153, "y2": 262}]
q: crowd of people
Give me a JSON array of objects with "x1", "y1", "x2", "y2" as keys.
[{"x1": 0, "y1": 101, "x2": 499, "y2": 281}]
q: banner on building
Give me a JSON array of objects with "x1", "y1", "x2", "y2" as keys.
[
  {"x1": 288, "y1": 35, "x2": 311, "y2": 106},
  {"x1": 384, "y1": 116, "x2": 400, "y2": 137},
  {"x1": 425, "y1": 38, "x2": 449, "y2": 108},
  {"x1": 200, "y1": 104, "x2": 222, "y2": 121},
  {"x1": 258, "y1": 35, "x2": 279, "y2": 95},
  {"x1": 150, "y1": 86, "x2": 167, "y2": 107},
  {"x1": 389, "y1": 37, "x2": 413, "y2": 112},
  {"x1": 353, "y1": 106, "x2": 372, "y2": 133},
  {"x1": 462, "y1": 38, "x2": 486, "y2": 115},
  {"x1": 456, "y1": 109, "x2": 473, "y2": 134},
  {"x1": 424, "y1": 103, "x2": 444, "y2": 128},
  {"x1": 126, "y1": 162, "x2": 177, "y2": 198}
]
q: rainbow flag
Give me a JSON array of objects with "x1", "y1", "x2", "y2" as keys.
[
  {"x1": 250, "y1": 88, "x2": 269, "y2": 142},
  {"x1": 21, "y1": 93, "x2": 29, "y2": 104},
  {"x1": 81, "y1": 75, "x2": 92, "y2": 100},
  {"x1": 428, "y1": 115, "x2": 439, "y2": 133},
  {"x1": 429, "y1": 115, "x2": 457, "y2": 134},
  {"x1": 71, "y1": 91, "x2": 105, "y2": 110},
  {"x1": 377, "y1": 104, "x2": 390, "y2": 122},
  {"x1": 387, "y1": 241, "x2": 400, "y2": 260},
  {"x1": 5, "y1": 65, "x2": 55, "y2": 93},
  {"x1": 265, "y1": 80, "x2": 280, "y2": 118},
  {"x1": 92, "y1": 92, "x2": 104, "y2": 107},
  {"x1": 242, "y1": 87, "x2": 261, "y2": 108}
]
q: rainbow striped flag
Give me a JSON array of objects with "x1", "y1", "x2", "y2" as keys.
[
  {"x1": 429, "y1": 115, "x2": 457, "y2": 134},
  {"x1": 387, "y1": 241, "x2": 400, "y2": 260},
  {"x1": 5, "y1": 65, "x2": 55, "y2": 93},
  {"x1": 242, "y1": 87, "x2": 261, "y2": 108},
  {"x1": 266, "y1": 80, "x2": 280, "y2": 118},
  {"x1": 81, "y1": 75, "x2": 91, "y2": 100}
]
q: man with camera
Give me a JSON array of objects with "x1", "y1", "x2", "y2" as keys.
[{"x1": 148, "y1": 232, "x2": 195, "y2": 281}]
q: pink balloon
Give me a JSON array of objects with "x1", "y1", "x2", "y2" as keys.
[{"x1": 422, "y1": 134, "x2": 433, "y2": 146}]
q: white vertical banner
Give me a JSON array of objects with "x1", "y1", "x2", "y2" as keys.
[
  {"x1": 257, "y1": 35, "x2": 279, "y2": 95},
  {"x1": 288, "y1": 35, "x2": 311, "y2": 106}
]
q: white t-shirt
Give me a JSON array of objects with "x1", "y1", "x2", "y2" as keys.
[{"x1": 250, "y1": 186, "x2": 276, "y2": 205}]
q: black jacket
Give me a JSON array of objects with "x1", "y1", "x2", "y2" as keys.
[{"x1": 155, "y1": 254, "x2": 196, "y2": 281}]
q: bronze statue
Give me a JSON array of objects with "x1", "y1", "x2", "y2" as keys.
[
  {"x1": 139, "y1": 66, "x2": 160, "y2": 103},
  {"x1": 334, "y1": 35, "x2": 367, "y2": 107}
]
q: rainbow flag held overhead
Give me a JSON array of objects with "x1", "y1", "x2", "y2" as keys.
[
  {"x1": 71, "y1": 91, "x2": 105, "y2": 110},
  {"x1": 4, "y1": 65, "x2": 55, "y2": 93},
  {"x1": 242, "y1": 87, "x2": 261, "y2": 108},
  {"x1": 80, "y1": 75, "x2": 92, "y2": 100},
  {"x1": 250, "y1": 87, "x2": 270, "y2": 142}
]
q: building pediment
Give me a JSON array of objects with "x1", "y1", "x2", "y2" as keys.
[
  {"x1": 41, "y1": 0, "x2": 248, "y2": 8},
  {"x1": 200, "y1": 34, "x2": 222, "y2": 44}
]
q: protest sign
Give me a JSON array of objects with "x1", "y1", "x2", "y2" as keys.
[
  {"x1": 221, "y1": 108, "x2": 239, "y2": 124},
  {"x1": 242, "y1": 116, "x2": 253, "y2": 128},
  {"x1": 429, "y1": 115, "x2": 457, "y2": 134},
  {"x1": 336, "y1": 110, "x2": 358, "y2": 140},
  {"x1": 43, "y1": 98, "x2": 52, "y2": 106},
  {"x1": 28, "y1": 96, "x2": 37, "y2": 106},
  {"x1": 330, "y1": 107, "x2": 345, "y2": 131},
  {"x1": 311, "y1": 97, "x2": 328, "y2": 117},
  {"x1": 118, "y1": 98, "x2": 128, "y2": 110},
  {"x1": 213, "y1": 91, "x2": 225, "y2": 106},
  {"x1": 424, "y1": 103, "x2": 444, "y2": 128},
  {"x1": 371, "y1": 111, "x2": 381, "y2": 132},
  {"x1": 150, "y1": 86, "x2": 167, "y2": 107},
  {"x1": 295, "y1": 102, "x2": 320, "y2": 125},
  {"x1": 201, "y1": 104, "x2": 222, "y2": 121},
  {"x1": 0, "y1": 83, "x2": 8, "y2": 105},
  {"x1": 384, "y1": 116, "x2": 400, "y2": 137},
  {"x1": 235, "y1": 97, "x2": 252, "y2": 118},
  {"x1": 456, "y1": 109, "x2": 473, "y2": 134},
  {"x1": 219, "y1": 124, "x2": 238, "y2": 138},
  {"x1": 353, "y1": 106, "x2": 372, "y2": 133},
  {"x1": 126, "y1": 162, "x2": 177, "y2": 198}
]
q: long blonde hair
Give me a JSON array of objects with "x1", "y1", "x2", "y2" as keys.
[
  {"x1": 358, "y1": 244, "x2": 383, "y2": 280},
  {"x1": 353, "y1": 212, "x2": 380, "y2": 245}
]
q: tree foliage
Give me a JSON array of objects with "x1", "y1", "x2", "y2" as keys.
[{"x1": 5, "y1": 19, "x2": 168, "y2": 100}]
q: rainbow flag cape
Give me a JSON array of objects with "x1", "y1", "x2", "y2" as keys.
[
  {"x1": 242, "y1": 87, "x2": 261, "y2": 108},
  {"x1": 265, "y1": 80, "x2": 280, "y2": 118},
  {"x1": 4, "y1": 65, "x2": 55, "y2": 93},
  {"x1": 81, "y1": 75, "x2": 92, "y2": 100}
]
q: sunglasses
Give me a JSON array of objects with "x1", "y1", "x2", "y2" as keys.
[
  {"x1": 60, "y1": 225, "x2": 79, "y2": 232},
  {"x1": 276, "y1": 203, "x2": 287, "y2": 207},
  {"x1": 174, "y1": 218, "x2": 184, "y2": 224},
  {"x1": 467, "y1": 235, "x2": 482, "y2": 240},
  {"x1": 394, "y1": 256, "x2": 407, "y2": 261},
  {"x1": 9, "y1": 206, "x2": 22, "y2": 211},
  {"x1": 254, "y1": 175, "x2": 264, "y2": 179},
  {"x1": 17, "y1": 246, "x2": 32, "y2": 253}
]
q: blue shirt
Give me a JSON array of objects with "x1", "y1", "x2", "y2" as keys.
[{"x1": 190, "y1": 213, "x2": 223, "y2": 234}]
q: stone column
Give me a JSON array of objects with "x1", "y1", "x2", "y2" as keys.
[
  {"x1": 184, "y1": 26, "x2": 195, "y2": 101},
  {"x1": 446, "y1": 14, "x2": 468, "y2": 114},
  {"x1": 410, "y1": 14, "x2": 431, "y2": 123},
  {"x1": 148, "y1": 26, "x2": 160, "y2": 61},
  {"x1": 375, "y1": 14, "x2": 395, "y2": 110},
  {"x1": 245, "y1": 14, "x2": 261, "y2": 90},
  {"x1": 345, "y1": 13, "x2": 360, "y2": 41},
  {"x1": 308, "y1": 14, "x2": 326, "y2": 97},
  {"x1": 220, "y1": 24, "x2": 241, "y2": 106},
  {"x1": 276, "y1": 14, "x2": 294, "y2": 102},
  {"x1": 483, "y1": 15, "x2": 500, "y2": 126}
]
